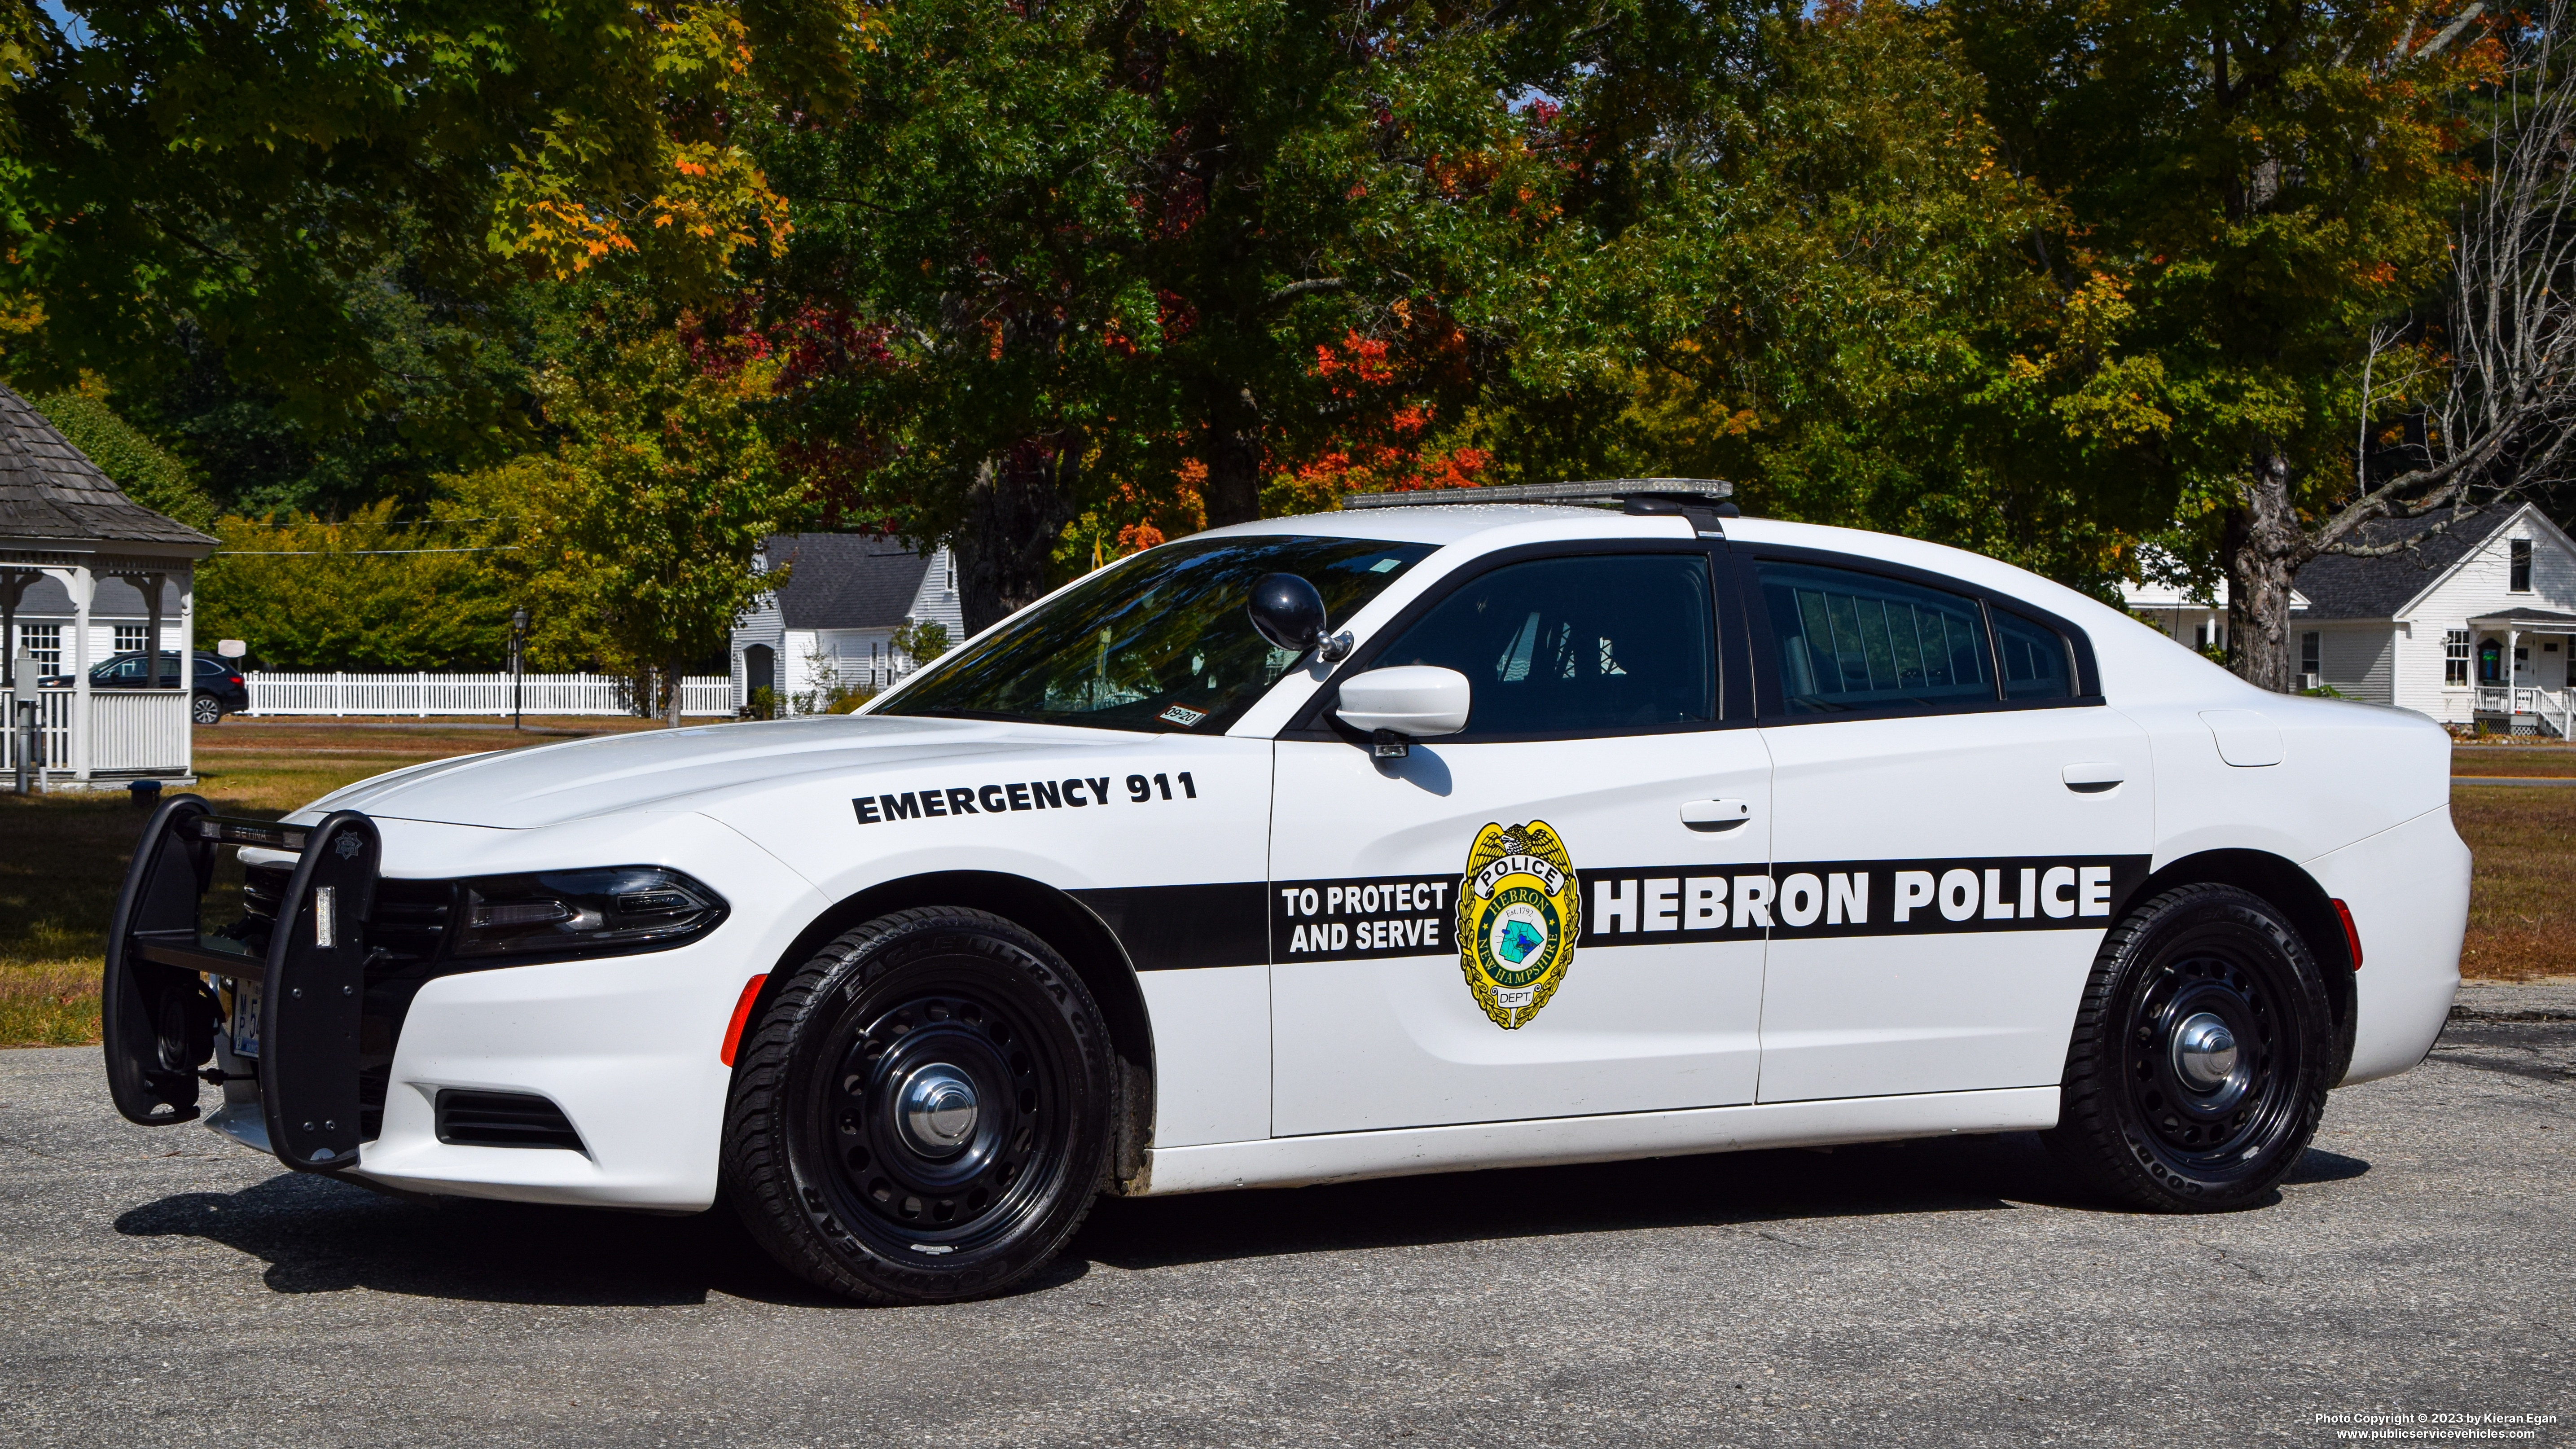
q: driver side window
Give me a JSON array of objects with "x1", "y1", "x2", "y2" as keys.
[{"x1": 1370, "y1": 553, "x2": 1716, "y2": 738}]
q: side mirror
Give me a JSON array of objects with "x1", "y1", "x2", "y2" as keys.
[
  {"x1": 1248, "y1": 573, "x2": 1352, "y2": 663},
  {"x1": 1336, "y1": 666, "x2": 1471, "y2": 757}
]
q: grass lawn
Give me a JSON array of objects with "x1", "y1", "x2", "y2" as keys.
[
  {"x1": 0, "y1": 717, "x2": 658, "y2": 1046},
  {"x1": 4, "y1": 725, "x2": 2568, "y2": 1046}
]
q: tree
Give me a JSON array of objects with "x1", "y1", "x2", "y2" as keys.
[
  {"x1": 1484, "y1": 0, "x2": 2134, "y2": 588},
  {"x1": 891, "y1": 618, "x2": 951, "y2": 668},
  {"x1": 756, "y1": 0, "x2": 1558, "y2": 630},
  {"x1": 31, "y1": 377, "x2": 217, "y2": 529},
  {"x1": 193, "y1": 502, "x2": 521, "y2": 669},
  {"x1": 1951, "y1": 0, "x2": 2509, "y2": 688},
  {"x1": 2300, "y1": 7, "x2": 2576, "y2": 624},
  {"x1": 506, "y1": 323, "x2": 800, "y2": 726},
  {"x1": 0, "y1": 1, "x2": 867, "y2": 435}
]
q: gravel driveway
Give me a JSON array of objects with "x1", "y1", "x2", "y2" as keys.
[{"x1": 2, "y1": 1001, "x2": 2568, "y2": 1448}]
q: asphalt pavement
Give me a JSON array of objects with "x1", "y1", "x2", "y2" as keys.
[{"x1": 2, "y1": 1004, "x2": 2569, "y2": 1449}]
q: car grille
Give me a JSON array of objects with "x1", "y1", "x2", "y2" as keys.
[
  {"x1": 435, "y1": 1090, "x2": 586, "y2": 1151},
  {"x1": 240, "y1": 863, "x2": 461, "y2": 1140}
]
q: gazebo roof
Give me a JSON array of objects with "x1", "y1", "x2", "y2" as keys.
[{"x1": 0, "y1": 384, "x2": 216, "y2": 556}]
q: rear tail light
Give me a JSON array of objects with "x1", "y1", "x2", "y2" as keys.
[{"x1": 2330, "y1": 898, "x2": 2363, "y2": 969}]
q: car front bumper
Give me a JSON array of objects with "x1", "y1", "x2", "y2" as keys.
[{"x1": 106, "y1": 803, "x2": 829, "y2": 1212}]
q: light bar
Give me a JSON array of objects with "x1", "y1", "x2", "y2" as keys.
[
  {"x1": 1342, "y1": 478, "x2": 1734, "y2": 509},
  {"x1": 196, "y1": 817, "x2": 311, "y2": 852}
]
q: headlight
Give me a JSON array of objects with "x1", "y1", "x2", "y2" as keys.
[{"x1": 451, "y1": 866, "x2": 728, "y2": 960}]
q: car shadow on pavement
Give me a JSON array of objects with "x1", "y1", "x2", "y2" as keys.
[
  {"x1": 106, "y1": 1134, "x2": 2371, "y2": 1308},
  {"x1": 112, "y1": 1172, "x2": 834, "y2": 1308},
  {"x1": 1072, "y1": 1131, "x2": 2077, "y2": 1273}
]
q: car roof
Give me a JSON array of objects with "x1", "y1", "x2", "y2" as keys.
[{"x1": 1197, "y1": 503, "x2": 2143, "y2": 641}]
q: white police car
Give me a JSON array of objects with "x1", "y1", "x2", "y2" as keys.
[{"x1": 100, "y1": 480, "x2": 2467, "y2": 1305}]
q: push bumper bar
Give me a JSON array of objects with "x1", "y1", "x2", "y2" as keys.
[{"x1": 101, "y1": 794, "x2": 382, "y2": 1171}]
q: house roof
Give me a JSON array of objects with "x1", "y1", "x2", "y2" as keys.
[
  {"x1": 2467, "y1": 607, "x2": 2576, "y2": 627},
  {"x1": 2290, "y1": 505, "x2": 2510, "y2": 620},
  {"x1": 0, "y1": 385, "x2": 217, "y2": 553},
  {"x1": 761, "y1": 533, "x2": 935, "y2": 630}
]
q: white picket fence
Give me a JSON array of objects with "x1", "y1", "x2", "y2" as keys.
[{"x1": 243, "y1": 671, "x2": 733, "y2": 718}]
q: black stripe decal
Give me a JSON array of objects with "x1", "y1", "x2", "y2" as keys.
[
  {"x1": 1071, "y1": 883, "x2": 1269, "y2": 971},
  {"x1": 1272, "y1": 855, "x2": 2151, "y2": 963},
  {"x1": 1076, "y1": 855, "x2": 2152, "y2": 970}
]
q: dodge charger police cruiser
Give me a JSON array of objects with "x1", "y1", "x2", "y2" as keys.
[{"x1": 99, "y1": 479, "x2": 2468, "y2": 1305}]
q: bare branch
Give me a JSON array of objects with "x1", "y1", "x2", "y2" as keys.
[
  {"x1": 1265, "y1": 277, "x2": 1348, "y2": 307},
  {"x1": 2412, "y1": 2, "x2": 2487, "y2": 61},
  {"x1": 2312, "y1": 1, "x2": 2576, "y2": 558}
]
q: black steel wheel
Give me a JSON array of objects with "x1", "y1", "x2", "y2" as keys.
[
  {"x1": 2044, "y1": 883, "x2": 2335, "y2": 1212},
  {"x1": 722, "y1": 907, "x2": 1113, "y2": 1304},
  {"x1": 190, "y1": 692, "x2": 224, "y2": 725}
]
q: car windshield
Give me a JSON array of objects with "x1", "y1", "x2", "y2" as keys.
[{"x1": 881, "y1": 534, "x2": 1435, "y2": 733}]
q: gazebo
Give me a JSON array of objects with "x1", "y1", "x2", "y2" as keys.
[{"x1": 0, "y1": 384, "x2": 218, "y2": 789}]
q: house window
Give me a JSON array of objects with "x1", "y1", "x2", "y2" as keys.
[
  {"x1": 2300, "y1": 632, "x2": 2321, "y2": 682},
  {"x1": 2447, "y1": 629, "x2": 2471, "y2": 685},
  {"x1": 17, "y1": 624, "x2": 61, "y2": 669},
  {"x1": 2512, "y1": 539, "x2": 2533, "y2": 593},
  {"x1": 114, "y1": 624, "x2": 148, "y2": 654}
]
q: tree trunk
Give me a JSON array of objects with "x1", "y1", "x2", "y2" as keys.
[
  {"x1": 955, "y1": 442, "x2": 1078, "y2": 636},
  {"x1": 665, "y1": 661, "x2": 685, "y2": 728},
  {"x1": 1203, "y1": 385, "x2": 1263, "y2": 528},
  {"x1": 2224, "y1": 449, "x2": 2308, "y2": 693}
]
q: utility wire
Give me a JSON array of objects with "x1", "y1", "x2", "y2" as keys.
[{"x1": 219, "y1": 541, "x2": 525, "y2": 552}]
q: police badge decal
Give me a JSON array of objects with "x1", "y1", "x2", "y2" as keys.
[{"x1": 1458, "y1": 821, "x2": 1581, "y2": 1029}]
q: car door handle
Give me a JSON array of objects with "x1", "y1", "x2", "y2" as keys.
[
  {"x1": 1681, "y1": 798, "x2": 1753, "y2": 830},
  {"x1": 2063, "y1": 763, "x2": 2125, "y2": 793}
]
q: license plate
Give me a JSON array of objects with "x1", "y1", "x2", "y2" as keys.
[{"x1": 231, "y1": 978, "x2": 262, "y2": 1058}]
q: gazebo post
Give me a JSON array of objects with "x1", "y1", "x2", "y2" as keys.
[{"x1": 68, "y1": 563, "x2": 91, "y2": 782}]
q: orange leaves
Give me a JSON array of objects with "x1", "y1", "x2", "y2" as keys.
[
  {"x1": 484, "y1": 1, "x2": 858, "y2": 292},
  {"x1": 1313, "y1": 331, "x2": 1398, "y2": 389}
]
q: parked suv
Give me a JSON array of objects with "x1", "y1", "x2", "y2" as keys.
[{"x1": 41, "y1": 651, "x2": 249, "y2": 724}]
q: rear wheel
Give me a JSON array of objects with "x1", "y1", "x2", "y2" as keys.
[
  {"x1": 190, "y1": 692, "x2": 223, "y2": 725},
  {"x1": 722, "y1": 907, "x2": 1114, "y2": 1304},
  {"x1": 2043, "y1": 883, "x2": 2334, "y2": 1212}
]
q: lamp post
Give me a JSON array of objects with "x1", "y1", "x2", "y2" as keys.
[{"x1": 509, "y1": 607, "x2": 529, "y2": 732}]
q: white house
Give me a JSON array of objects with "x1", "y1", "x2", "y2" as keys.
[
  {"x1": 729, "y1": 535, "x2": 965, "y2": 711},
  {"x1": 2121, "y1": 503, "x2": 2576, "y2": 733}
]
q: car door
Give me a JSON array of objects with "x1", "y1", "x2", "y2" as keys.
[
  {"x1": 1268, "y1": 544, "x2": 1772, "y2": 1136},
  {"x1": 1744, "y1": 552, "x2": 2153, "y2": 1103}
]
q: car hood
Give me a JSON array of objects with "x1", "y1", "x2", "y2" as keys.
[{"x1": 290, "y1": 715, "x2": 1121, "y2": 830}]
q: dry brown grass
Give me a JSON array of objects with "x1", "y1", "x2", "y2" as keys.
[
  {"x1": 2451, "y1": 744, "x2": 2576, "y2": 777},
  {"x1": 2453, "y1": 782, "x2": 2576, "y2": 980}
]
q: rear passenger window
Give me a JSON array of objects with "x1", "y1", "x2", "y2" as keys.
[
  {"x1": 1373, "y1": 553, "x2": 1716, "y2": 736},
  {"x1": 1993, "y1": 609, "x2": 2076, "y2": 700},
  {"x1": 1757, "y1": 561, "x2": 1992, "y2": 714}
]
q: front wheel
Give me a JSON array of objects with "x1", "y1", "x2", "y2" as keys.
[
  {"x1": 190, "y1": 693, "x2": 224, "y2": 725},
  {"x1": 722, "y1": 907, "x2": 1115, "y2": 1304},
  {"x1": 2042, "y1": 883, "x2": 2335, "y2": 1212}
]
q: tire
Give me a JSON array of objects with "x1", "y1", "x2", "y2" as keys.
[
  {"x1": 2043, "y1": 883, "x2": 2335, "y2": 1212},
  {"x1": 190, "y1": 693, "x2": 224, "y2": 725},
  {"x1": 722, "y1": 907, "x2": 1115, "y2": 1304}
]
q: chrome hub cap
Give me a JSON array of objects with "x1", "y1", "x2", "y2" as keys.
[
  {"x1": 2170, "y1": 1012, "x2": 2240, "y2": 1092},
  {"x1": 2124, "y1": 949, "x2": 2294, "y2": 1166},
  {"x1": 899, "y1": 1064, "x2": 979, "y2": 1155}
]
